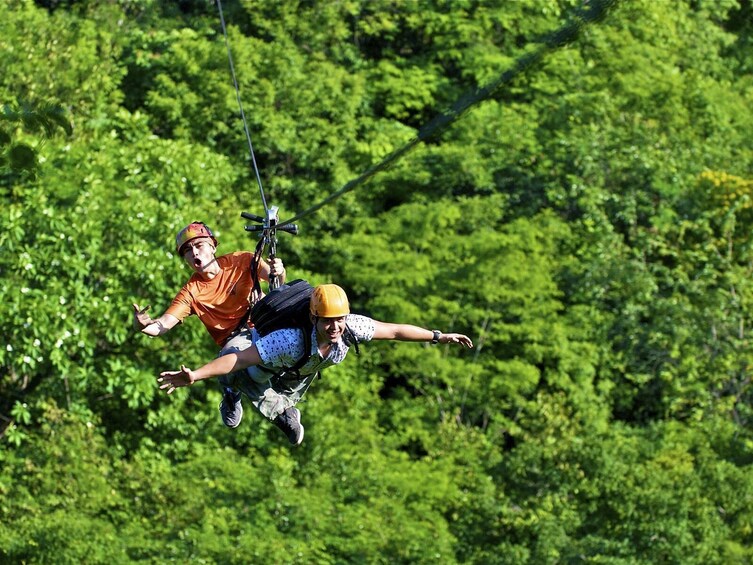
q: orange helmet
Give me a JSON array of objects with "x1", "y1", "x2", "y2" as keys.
[
  {"x1": 175, "y1": 222, "x2": 217, "y2": 255},
  {"x1": 310, "y1": 284, "x2": 350, "y2": 318}
]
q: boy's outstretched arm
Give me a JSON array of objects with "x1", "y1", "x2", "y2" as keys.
[
  {"x1": 372, "y1": 321, "x2": 473, "y2": 349},
  {"x1": 157, "y1": 345, "x2": 263, "y2": 394}
]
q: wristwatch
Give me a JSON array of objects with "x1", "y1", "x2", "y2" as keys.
[{"x1": 431, "y1": 330, "x2": 441, "y2": 344}]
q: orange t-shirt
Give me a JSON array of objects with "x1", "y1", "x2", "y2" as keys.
[{"x1": 166, "y1": 251, "x2": 262, "y2": 346}]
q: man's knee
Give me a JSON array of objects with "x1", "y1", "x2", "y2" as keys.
[
  {"x1": 246, "y1": 365, "x2": 272, "y2": 385},
  {"x1": 218, "y1": 372, "x2": 233, "y2": 388}
]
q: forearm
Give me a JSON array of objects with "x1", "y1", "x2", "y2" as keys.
[
  {"x1": 194, "y1": 345, "x2": 262, "y2": 381},
  {"x1": 140, "y1": 314, "x2": 178, "y2": 337},
  {"x1": 141, "y1": 320, "x2": 169, "y2": 337},
  {"x1": 371, "y1": 321, "x2": 472, "y2": 348},
  {"x1": 192, "y1": 354, "x2": 241, "y2": 381},
  {"x1": 375, "y1": 322, "x2": 435, "y2": 342}
]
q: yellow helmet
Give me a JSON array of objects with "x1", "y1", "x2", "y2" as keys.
[{"x1": 310, "y1": 284, "x2": 350, "y2": 318}]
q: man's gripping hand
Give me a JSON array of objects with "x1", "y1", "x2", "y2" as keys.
[{"x1": 268, "y1": 257, "x2": 285, "y2": 279}]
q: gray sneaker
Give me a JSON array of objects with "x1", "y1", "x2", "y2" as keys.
[
  {"x1": 273, "y1": 407, "x2": 304, "y2": 446},
  {"x1": 219, "y1": 388, "x2": 243, "y2": 428}
]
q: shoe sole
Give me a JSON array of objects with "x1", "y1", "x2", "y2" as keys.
[{"x1": 291, "y1": 408, "x2": 304, "y2": 446}]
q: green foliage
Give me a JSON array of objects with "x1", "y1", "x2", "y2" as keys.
[
  {"x1": 0, "y1": 2, "x2": 125, "y2": 119},
  {"x1": 0, "y1": 100, "x2": 72, "y2": 191},
  {"x1": 2, "y1": 0, "x2": 753, "y2": 562}
]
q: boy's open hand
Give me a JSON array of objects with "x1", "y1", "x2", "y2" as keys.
[{"x1": 158, "y1": 365, "x2": 195, "y2": 394}]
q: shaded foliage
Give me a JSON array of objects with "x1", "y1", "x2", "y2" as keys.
[{"x1": 2, "y1": 0, "x2": 753, "y2": 563}]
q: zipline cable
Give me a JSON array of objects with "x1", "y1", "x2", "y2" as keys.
[
  {"x1": 277, "y1": 0, "x2": 618, "y2": 229},
  {"x1": 216, "y1": 0, "x2": 268, "y2": 214},
  {"x1": 217, "y1": 0, "x2": 294, "y2": 289}
]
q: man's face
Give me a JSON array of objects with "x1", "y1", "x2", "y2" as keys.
[
  {"x1": 181, "y1": 237, "x2": 216, "y2": 273},
  {"x1": 315, "y1": 316, "x2": 347, "y2": 344}
]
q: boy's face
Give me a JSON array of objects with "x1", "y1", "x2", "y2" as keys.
[
  {"x1": 315, "y1": 316, "x2": 347, "y2": 344},
  {"x1": 181, "y1": 237, "x2": 216, "y2": 273}
]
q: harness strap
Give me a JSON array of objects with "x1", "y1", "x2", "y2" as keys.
[
  {"x1": 223, "y1": 239, "x2": 266, "y2": 346},
  {"x1": 343, "y1": 323, "x2": 361, "y2": 355},
  {"x1": 249, "y1": 237, "x2": 264, "y2": 302}
]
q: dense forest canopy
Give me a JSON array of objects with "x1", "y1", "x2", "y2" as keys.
[{"x1": 2, "y1": 0, "x2": 753, "y2": 562}]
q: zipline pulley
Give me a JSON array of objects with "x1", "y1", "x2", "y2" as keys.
[{"x1": 242, "y1": 207, "x2": 298, "y2": 290}]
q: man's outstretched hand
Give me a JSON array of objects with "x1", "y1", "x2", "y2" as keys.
[
  {"x1": 439, "y1": 333, "x2": 474, "y2": 348},
  {"x1": 158, "y1": 365, "x2": 195, "y2": 394}
]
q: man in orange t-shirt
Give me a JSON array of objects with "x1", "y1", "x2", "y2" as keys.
[{"x1": 132, "y1": 222, "x2": 285, "y2": 427}]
